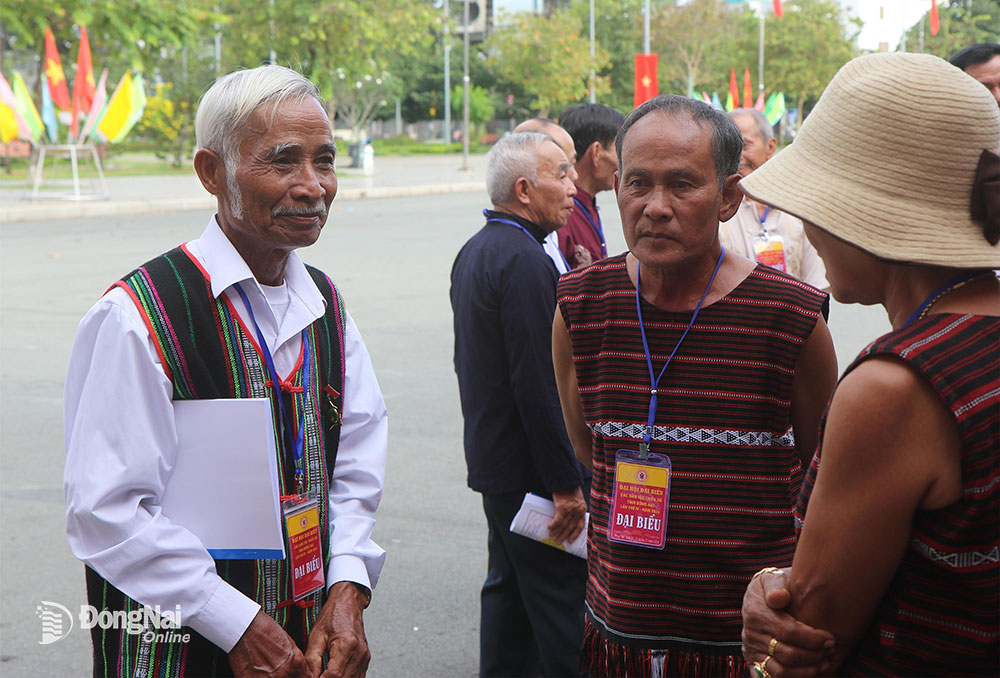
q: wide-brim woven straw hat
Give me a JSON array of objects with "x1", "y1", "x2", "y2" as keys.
[{"x1": 740, "y1": 52, "x2": 1000, "y2": 268}]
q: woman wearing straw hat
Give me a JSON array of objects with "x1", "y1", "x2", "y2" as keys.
[{"x1": 738, "y1": 53, "x2": 1000, "y2": 677}]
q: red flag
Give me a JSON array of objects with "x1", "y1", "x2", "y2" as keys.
[
  {"x1": 773, "y1": 0, "x2": 783, "y2": 18},
  {"x1": 44, "y1": 27, "x2": 71, "y2": 111},
  {"x1": 71, "y1": 26, "x2": 96, "y2": 137},
  {"x1": 743, "y1": 67, "x2": 753, "y2": 109},
  {"x1": 634, "y1": 54, "x2": 659, "y2": 108},
  {"x1": 729, "y1": 68, "x2": 739, "y2": 110},
  {"x1": 929, "y1": 1, "x2": 940, "y2": 36}
]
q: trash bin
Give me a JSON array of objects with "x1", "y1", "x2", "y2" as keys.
[{"x1": 348, "y1": 142, "x2": 362, "y2": 168}]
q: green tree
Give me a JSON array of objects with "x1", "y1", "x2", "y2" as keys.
[
  {"x1": 651, "y1": 0, "x2": 744, "y2": 98},
  {"x1": 451, "y1": 83, "x2": 495, "y2": 139},
  {"x1": 749, "y1": 0, "x2": 858, "y2": 128},
  {"x1": 219, "y1": 0, "x2": 438, "y2": 139},
  {"x1": 902, "y1": 0, "x2": 999, "y2": 59},
  {"x1": 485, "y1": 8, "x2": 609, "y2": 115},
  {"x1": 565, "y1": 0, "x2": 647, "y2": 113}
]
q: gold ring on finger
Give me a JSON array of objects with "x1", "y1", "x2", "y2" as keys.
[{"x1": 768, "y1": 637, "x2": 778, "y2": 657}]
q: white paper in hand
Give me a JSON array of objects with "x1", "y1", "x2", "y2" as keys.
[{"x1": 509, "y1": 493, "x2": 588, "y2": 559}]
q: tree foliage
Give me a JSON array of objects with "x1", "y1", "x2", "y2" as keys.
[
  {"x1": 902, "y1": 0, "x2": 999, "y2": 60},
  {"x1": 484, "y1": 8, "x2": 609, "y2": 116},
  {"x1": 652, "y1": 0, "x2": 743, "y2": 98}
]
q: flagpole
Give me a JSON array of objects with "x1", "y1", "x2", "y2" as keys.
[
  {"x1": 589, "y1": 0, "x2": 596, "y2": 103},
  {"x1": 758, "y1": 0, "x2": 765, "y2": 94},
  {"x1": 644, "y1": 0, "x2": 650, "y2": 55}
]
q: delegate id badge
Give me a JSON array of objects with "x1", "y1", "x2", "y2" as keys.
[
  {"x1": 753, "y1": 233, "x2": 787, "y2": 272},
  {"x1": 607, "y1": 449, "x2": 672, "y2": 550},
  {"x1": 282, "y1": 490, "x2": 325, "y2": 600}
]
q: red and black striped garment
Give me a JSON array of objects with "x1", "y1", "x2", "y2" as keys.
[
  {"x1": 797, "y1": 313, "x2": 1000, "y2": 677},
  {"x1": 557, "y1": 254, "x2": 828, "y2": 677}
]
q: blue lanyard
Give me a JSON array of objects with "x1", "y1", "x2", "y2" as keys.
[
  {"x1": 235, "y1": 282, "x2": 311, "y2": 493},
  {"x1": 758, "y1": 205, "x2": 771, "y2": 237},
  {"x1": 635, "y1": 247, "x2": 725, "y2": 459},
  {"x1": 484, "y1": 210, "x2": 570, "y2": 269},
  {"x1": 572, "y1": 196, "x2": 607, "y2": 257},
  {"x1": 902, "y1": 270, "x2": 988, "y2": 327}
]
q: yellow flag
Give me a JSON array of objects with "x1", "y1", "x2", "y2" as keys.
[
  {"x1": 97, "y1": 71, "x2": 134, "y2": 142},
  {"x1": 0, "y1": 103, "x2": 18, "y2": 143}
]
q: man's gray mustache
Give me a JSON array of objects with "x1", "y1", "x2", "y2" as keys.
[{"x1": 271, "y1": 204, "x2": 327, "y2": 217}]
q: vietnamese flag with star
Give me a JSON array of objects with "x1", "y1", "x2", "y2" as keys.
[
  {"x1": 45, "y1": 27, "x2": 71, "y2": 111},
  {"x1": 71, "y1": 25, "x2": 96, "y2": 136},
  {"x1": 634, "y1": 54, "x2": 658, "y2": 109}
]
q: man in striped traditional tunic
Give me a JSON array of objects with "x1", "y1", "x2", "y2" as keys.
[
  {"x1": 552, "y1": 95, "x2": 838, "y2": 677},
  {"x1": 64, "y1": 66, "x2": 387, "y2": 677}
]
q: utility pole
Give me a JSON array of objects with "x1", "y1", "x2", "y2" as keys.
[
  {"x1": 589, "y1": 0, "x2": 596, "y2": 103},
  {"x1": 269, "y1": 0, "x2": 276, "y2": 64},
  {"x1": 462, "y1": 0, "x2": 470, "y2": 170},
  {"x1": 643, "y1": 0, "x2": 650, "y2": 55},
  {"x1": 758, "y1": 0, "x2": 765, "y2": 94},
  {"x1": 444, "y1": 1, "x2": 451, "y2": 144}
]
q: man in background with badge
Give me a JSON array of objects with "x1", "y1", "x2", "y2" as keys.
[
  {"x1": 64, "y1": 65, "x2": 387, "y2": 678},
  {"x1": 451, "y1": 132, "x2": 589, "y2": 678},
  {"x1": 719, "y1": 108, "x2": 828, "y2": 290},
  {"x1": 553, "y1": 95, "x2": 838, "y2": 677}
]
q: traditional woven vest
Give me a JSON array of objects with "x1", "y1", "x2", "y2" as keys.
[{"x1": 86, "y1": 244, "x2": 346, "y2": 678}]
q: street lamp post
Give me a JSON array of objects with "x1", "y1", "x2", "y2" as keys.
[
  {"x1": 462, "y1": 0, "x2": 470, "y2": 170},
  {"x1": 444, "y1": 1, "x2": 451, "y2": 144},
  {"x1": 589, "y1": 0, "x2": 596, "y2": 103}
]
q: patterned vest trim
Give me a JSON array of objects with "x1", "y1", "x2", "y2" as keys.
[{"x1": 85, "y1": 244, "x2": 346, "y2": 678}]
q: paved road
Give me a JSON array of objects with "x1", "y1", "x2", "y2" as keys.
[{"x1": 0, "y1": 190, "x2": 890, "y2": 677}]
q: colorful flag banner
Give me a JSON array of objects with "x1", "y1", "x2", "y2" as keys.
[
  {"x1": 930, "y1": 1, "x2": 940, "y2": 36},
  {"x1": 0, "y1": 71, "x2": 32, "y2": 140},
  {"x1": 98, "y1": 70, "x2": 134, "y2": 142},
  {"x1": 12, "y1": 71, "x2": 44, "y2": 142},
  {"x1": 112, "y1": 73, "x2": 146, "y2": 143},
  {"x1": 743, "y1": 67, "x2": 753, "y2": 109},
  {"x1": 764, "y1": 92, "x2": 786, "y2": 126},
  {"x1": 71, "y1": 25, "x2": 96, "y2": 138},
  {"x1": 728, "y1": 68, "x2": 739, "y2": 112},
  {"x1": 41, "y1": 78, "x2": 60, "y2": 143},
  {"x1": 701, "y1": 91, "x2": 711, "y2": 105},
  {"x1": 773, "y1": 0, "x2": 783, "y2": 18},
  {"x1": 0, "y1": 104, "x2": 19, "y2": 143},
  {"x1": 81, "y1": 68, "x2": 109, "y2": 142},
  {"x1": 634, "y1": 54, "x2": 659, "y2": 108},
  {"x1": 44, "y1": 27, "x2": 71, "y2": 110},
  {"x1": 711, "y1": 91, "x2": 722, "y2": 110},
  {"x1": 754, "y1": 92, "x2": 765, "y2": 112}
]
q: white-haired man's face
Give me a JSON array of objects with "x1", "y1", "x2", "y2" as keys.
[{"x1": 217, "y1": 97, "x2": 338, "y2": 259}]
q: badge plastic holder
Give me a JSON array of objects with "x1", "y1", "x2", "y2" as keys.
[
  {"x1": 282, "y1": 489, "x2": 325, "y2": 601},
  {"x1": 753, "y1": 232, "x2": 787, "y2": 272},
  {"x1": 607, "y1": 449, "x2": 672, "y2": 550}
]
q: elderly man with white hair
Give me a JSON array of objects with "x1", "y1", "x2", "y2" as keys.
[
  {"x1": 64, "y1": 65, "x2": 387, "y2": 678},
  {"x1": 450, "y1": 132, "x2": 589, "y2": 677}
]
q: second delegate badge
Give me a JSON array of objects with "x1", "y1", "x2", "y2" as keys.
[{"x1": 607, "y1": 450, "x2": 672, "y2": 550}]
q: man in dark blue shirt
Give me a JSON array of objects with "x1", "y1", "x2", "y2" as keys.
[{"x1": 451, "y1": 132, "x2": 589, "y2": 677}]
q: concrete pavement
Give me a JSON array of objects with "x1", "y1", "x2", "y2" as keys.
[{"x1": 0, "y1": 153, "x2": 489, "y2": 224}]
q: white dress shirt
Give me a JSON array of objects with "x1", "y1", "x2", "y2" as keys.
[
  {"x1": 64, "y1": 217, "x2": 387, "y2": 653},
  {"x1": 542, "y1": 231, "x2": 569, "y2": 274},
  {"x1": 719, "y1": 198, "x2": 828, "y2": 290}
]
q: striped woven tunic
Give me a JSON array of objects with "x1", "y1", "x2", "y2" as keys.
[
  {"x1": 797, "y1": 313, "x2": 1000, "y2": 677},
  {"x1": 557, "y1": 254, "x2": 827, "y2": 677}
]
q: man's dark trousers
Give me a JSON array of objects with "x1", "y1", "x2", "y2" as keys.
[{"x1": 479, "y1": 490, "x2": 589, "y2": 678}]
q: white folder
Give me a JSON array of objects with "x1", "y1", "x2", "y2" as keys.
[{"x1": 162, "y1": 398, "x2": 285, "y2": 559}]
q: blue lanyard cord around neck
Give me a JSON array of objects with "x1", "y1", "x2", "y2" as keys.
[
  {"x1": 902, "y1": 270, "x2": 989, "y2": 328},
  {"x1": 483, "y1": 210, "x2": 543, "y2": 248},
  {"x1": 635, "y1": 247, "x2": 725, "y2": 459},
  {"x1": 758, "y1": 205, "x2": 771, "y2": 236},
  {"x1": 235, "y1": 282, "x2": 311, "y2": 493},
  {"x1": 572, "y1": 196, "x2": 607, "y2": 257}
]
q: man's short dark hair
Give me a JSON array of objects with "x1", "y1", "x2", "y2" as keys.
[
  {"x1": 558, "y1": 103, "x2": 626, "y2": 163},
  {"x1": 615, "y1": 94, "x2": 742, "y2": 187},
  {"x1": 949, "y1": 43, "x2": 1000, "y2": 72}
]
